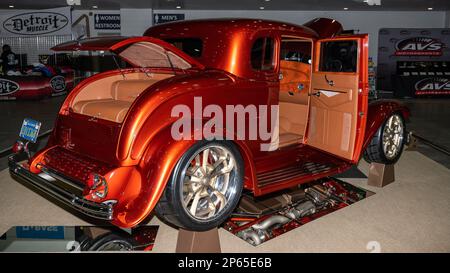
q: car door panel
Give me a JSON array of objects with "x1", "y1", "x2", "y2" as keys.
[{"x1": 307, "y1": 35, "x2": 368, "y2": 161}]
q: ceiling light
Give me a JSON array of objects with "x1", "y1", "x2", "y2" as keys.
[
  {"x1": 176, "y1": 5, "x2": 182, "y2": 9},
  {"x1": 9, "y1": 5, "x2": 14, "y2": 8},
  {"x1": 259, "y1": 6, "x2": 265, "y2": 10},
  {"x1": 428, "y1": 7, "x2": 433, "y2": 10},
  {"x1": 265, "y1": 0, "x2": 271, "y2": 2},
  {"x1": 343, "y1": 7, "x2": 349, "y2": 10},
  {"x1": 92, "y1": 5, "x2": 98, "y2": 9}
]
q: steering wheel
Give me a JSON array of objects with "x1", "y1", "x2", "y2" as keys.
[{"x1": 325, "y1": 59, "x2": 343, "y2": 72}]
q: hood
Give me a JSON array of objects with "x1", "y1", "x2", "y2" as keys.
[{"x1": 51, "y1": 36, "x2": 204, "y2": 70}]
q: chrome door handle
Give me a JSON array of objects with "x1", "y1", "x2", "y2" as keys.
[{"x1": 325, "y1": 75, "x2": 334, "y2": 86}]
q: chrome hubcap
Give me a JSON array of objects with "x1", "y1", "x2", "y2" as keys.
[
  {"x1": 382, "y1": 115, "x2": 404, "y2": 160},
  {"x1": 181, "y1": 146, "x2": 237, "y2": 220}
]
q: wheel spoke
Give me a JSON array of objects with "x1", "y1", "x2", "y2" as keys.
[
  {"x1": 213, "y1": 190, "x2": 227, "y2": 210},
  {"x1": 202, "y1": 149, "x2": 210, "y2": 169},
  {"x1": 189, "y1": 190, "x2": 202, "y2": 216},
  {"x1": 181, "y1": 145, "x2": 239, "y2": 220},
  {"x1": 206, "y1": 196, "x2": 216, "y2": 217}
]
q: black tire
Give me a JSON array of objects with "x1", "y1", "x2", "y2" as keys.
[
  {"x1": 363, "y1": 113, "x2": 406, "y2": 164},
  {"x1": 87, "y1": 233, "x2": 136, "y2": 251},
  {"x1": 155, "y1": 140, "x2": 244, "y2": 231}
]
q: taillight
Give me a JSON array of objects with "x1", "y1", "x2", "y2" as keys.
[
  {"x1": 86, "y1": 173, "x2": 108, "y2": 199},
  {"x1": 12, "y1": 140, "x2": 24, "y2": 153}
]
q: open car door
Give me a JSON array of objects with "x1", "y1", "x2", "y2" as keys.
[{"x1": 306, "y1": 35, "x2": 369, "y2": 162}]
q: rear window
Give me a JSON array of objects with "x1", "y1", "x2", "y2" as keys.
[
  {"x1": 164, "y1": 38, "x2": 203, "y2": 58},
  {"x1": 319, "y1": 40, "x2": 358, "y2": 73},
  {"x1": 251, "y1": 37, "x2": 275, "y2": 71}
]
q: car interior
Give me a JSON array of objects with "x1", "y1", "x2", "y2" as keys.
[
  {"x1": 278, "y1": 38, "x2": 312, "y2": 148},
  {"x1": 68, "y1": 41, "x2": 192, "y2": 123},
  {"x1": 70, "y1": 72, "x2": 174, "y2": 122}
]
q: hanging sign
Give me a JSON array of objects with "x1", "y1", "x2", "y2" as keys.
[{"x1": 0, "y1": 7, "x2": 71, "y2": 37}]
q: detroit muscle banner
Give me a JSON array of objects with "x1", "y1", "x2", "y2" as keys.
[
  {"x1": 0, "y1": 7, "x2": 71, "y2": 37},
  {"x1": 377, "y1": 28, "x2": 450, "y2": 93}
]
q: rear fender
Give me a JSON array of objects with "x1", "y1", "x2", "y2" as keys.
[
  {"x1": 363, "y1": 100, "x2": 410, "y2": 151},
  {"x1": 112, "y1": 123, "x2": 256, "y2": 228}
]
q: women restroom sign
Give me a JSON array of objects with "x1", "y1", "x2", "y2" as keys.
[{"x1": 94, "y1": 14, "x2": 120, "y2": 30}]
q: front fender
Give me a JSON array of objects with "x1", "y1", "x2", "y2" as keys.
[{"x1": 362, "y1": 99, "x2": 410, "y2": 151}]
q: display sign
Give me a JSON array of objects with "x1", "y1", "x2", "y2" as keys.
[
  {"x1": 15, "y1": 226, "x2": 65, "y2": 239},
  {"x1": 395, "y1": 37, "x2": 444, "y2": 56},
  {"x1": 0, "y1": 78, "x2": 19, "y2": 96},
  {"x1": 0, "y1": 7, "x2": 71, "y2": 37},
  {"x1": 153, "y1": 13, "x2": 185, "y2": 25},
  {"x1": 50, "y1": 75, "x2": 66, "y2": 93},
  {"x1": 94, "y1": 14, "x2": 120, "y2": 30},
  {"x1": 377, "y1": 28, "x2": 450, "y2": 92},
  {"x1": 415, "y1": 77, "x2": 450, "y2": 95}
]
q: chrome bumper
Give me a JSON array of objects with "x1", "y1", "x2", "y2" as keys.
[{"x1": 8, "y1": 154, "x2": 114, "y2": 221}]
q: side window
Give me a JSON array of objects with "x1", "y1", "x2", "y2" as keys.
[
  {"x1": 319, "y1": 40, "x2": 358, "y2": 73},
  {"x1": 251, "y1": 37, "x2": 275, "y2": 71}
]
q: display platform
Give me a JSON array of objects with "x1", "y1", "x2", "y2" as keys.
[
  {"x1": 225, "y1": 177, "x2": 373, "y2": 246},
  {"x1": 1, "y1": 151, "x2": 450, "y2": 252}
]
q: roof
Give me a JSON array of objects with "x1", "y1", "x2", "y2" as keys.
[{"x1": 144, "y1": 18, "x2": 319, "y2": 39}]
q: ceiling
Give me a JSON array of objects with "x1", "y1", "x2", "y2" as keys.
[{"x1": 2, "y1": 0, "x2": 450, "y2": 11}]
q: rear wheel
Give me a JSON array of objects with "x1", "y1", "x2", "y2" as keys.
[
  {"x1": 364, "y1": 113, "x2": 406, "y2": 164},
  {"x1": 155, "y1": 140, "x2": 244, "y2": 231}
]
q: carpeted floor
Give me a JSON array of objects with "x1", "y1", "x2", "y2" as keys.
[{"x1": 1, "y1": 150, "x2": 449, "y2": 252}]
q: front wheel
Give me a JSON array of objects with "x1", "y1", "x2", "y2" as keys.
[
  {"x1": 155, "y1": 140, "x2": 244, "y2": 231},
  {"x1": 363, "y1": 113, "x2": 406, "y2": 164}
]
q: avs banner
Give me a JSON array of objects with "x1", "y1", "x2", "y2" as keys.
[
  {"x1": 377, "y1": 28, "x2": 450, "y2": 92},
  {"x1": 0, "y1": 7, "x2": 71, "y2": 37}
]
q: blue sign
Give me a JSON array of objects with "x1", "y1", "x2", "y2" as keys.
[
  {"x1": 15, "y1": 226, "x2": 65, "y2": 239},
  {"x1": 153, "y1": 13, "x2": 185, "y2": 25},
  {"x1": 94, "y1": 14, "x2": 120, "y2": 30},
  {"x1": 19, "y1": 118, "x2": 41, "y2": 143}
]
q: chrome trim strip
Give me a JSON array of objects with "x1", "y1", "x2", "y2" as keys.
[{"x1": 37, "y1": 163, "x2": 85, "y2": 192}]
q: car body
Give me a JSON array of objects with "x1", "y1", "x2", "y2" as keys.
[
  {"x1": 9, "y1": 18, "x2": 409, "y2": 230},
  {"x1": 0, "y1": 67, "x2": 74, "y2": 100}
]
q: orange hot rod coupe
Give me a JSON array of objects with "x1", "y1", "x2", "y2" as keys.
[{"x1": 9, "y1": 18, "x2": 409, "y2": 231}]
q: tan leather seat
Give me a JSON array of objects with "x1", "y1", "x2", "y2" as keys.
[
  {"x1": 73, "y1": 99, "x2": 132, "y2": 122},
  {"x1": 71, "y1": 79, "x2": 157, "y2": 123},
  {"x1": 278, "y1": 95, "x2": 308, "y2": 148},
  {"x1": 111, "y1": 80, "x2": 156, "y2": 102},
  {"x1": 279, "y1": 133, "x2": 302, "y2": 147}
]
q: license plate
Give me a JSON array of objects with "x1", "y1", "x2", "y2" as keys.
[{"x1": 19, "y1": 118, "x2": 41, "y2": 143}]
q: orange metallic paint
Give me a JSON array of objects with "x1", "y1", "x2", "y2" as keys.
[{"x1": 23, "y1": 19, "x2": 408, "y2": 228}]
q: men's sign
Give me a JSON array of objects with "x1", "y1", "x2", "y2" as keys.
[
  {"x1": 153, "y1": 13, "x2": 185, "y2": 25},
  {"x1": 0, "y1": 7, "x2": 71, "y2": 37},
  {"x1": 94, "y1": 14, "x2": 120, "y2": 30}
]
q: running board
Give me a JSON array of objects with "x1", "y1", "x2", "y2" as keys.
[{"x1": 257, "y1": 161, "x2": 337, "y2": 187}]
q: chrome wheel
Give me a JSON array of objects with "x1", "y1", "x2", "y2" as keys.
[
  {"x1": 382, "y1": 114, "x2": 404, "y2": 160},
  {"x1": 181, "y1": 145, "x2": 238, "y2": 220}
]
